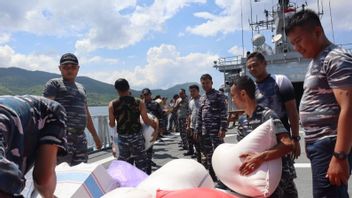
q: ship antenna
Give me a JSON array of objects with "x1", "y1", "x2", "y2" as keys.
[
  {"x1": 241, "y1": 0, "x2": 245, "y2": 56},
  {"x1": 250, "y1": 0, "x2": 254, "y2": 51},
  {"x1": 328, "y1": 0, "x2": 335, "y2": 42},
  {"x1": 317, "y1": 0, "x2": 324, "y2": 17}
]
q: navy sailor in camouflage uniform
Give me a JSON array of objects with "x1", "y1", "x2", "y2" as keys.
[
  {"x1": 196, "y1": 74, "x2": 228, "y2": 182},
  {"x1": 43, "y1": 53, "x2": 102, "y2": 166},
  {"x1": 231, "y1": 76, "x2": 297, "y2": 198},
  {"x1": 141, "y1": 88, "x2": 162, "y2": 174},
  {"x1": 0, "y1": 95, "x2": 67, "y2": 197},
  {"x1": 174, "y1": 89, "x2": 190, "y2": 152},
  {"x1": 287, "y1": 9, "x2": 352, "y2": 198},
  {"x1": 108, "y1": 79, "x2": 157, "y2": 173}
]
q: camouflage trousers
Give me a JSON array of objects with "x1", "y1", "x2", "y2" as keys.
[
  {"x1": 190, "y1": 129, "x2": 203, "y2": 163},
  {"x1": 177, "y1": 117, "x2": 188, "y2": 149},
  {"x1": 270, "y1": 175, "x2": 298, "y2": 198},
  {"x1": 201, "y1": 131, "x2": 224, "y2": 181},
  {"x1": 57, "y1": 131, "x2": 88, "y2": 166},
  {"x1": 117, "y1": 132, "x2": 148, "y2": 173},
  {"x1": 145, "y1": 146, "x2": 153, "y2": 175}
]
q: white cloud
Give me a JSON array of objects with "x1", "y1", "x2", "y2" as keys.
[
  {"x1": 1, "y1": 0, "x2": 349, "y2": 53},
  {"x1": 80, "y1": 56, "x2": 119, "y2": 66},
  {"x1": 0, "y1": 45, "x2": 119, "y2": 72},
  {"x1": 82, "y1": 44, "x2": 220, "y2": 89},
  {"x1": 0, "y1": 0, "x2": 207, "y2": 52},
  {"x1": 0, "y1": 45, "x2": 58, "y2": 71},
  {"x1": 76, "y1": 0, "x2": 207, "y2": 52},
  {"x1": 228, "y1": 45, "x2": 246, "y2": 56},
  {"x1": 0, "y1": 33, "x2": 11, "y2": 44},
  {"x1": 113, "y1": 0, "x2": 137, "y2": 11},
  {"x1": 186, "y1": 0, "x2": 250, "y2": 37}
]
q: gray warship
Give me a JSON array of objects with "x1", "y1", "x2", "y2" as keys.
[{"x1": 214, "y1": 0, "x2": 322, "y2": 104}]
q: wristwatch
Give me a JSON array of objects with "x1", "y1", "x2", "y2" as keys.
[
  {"x1": 333, "y1": 151, "x2": 349, "y2": 160},
  {"x1": 292, "y1": 136, "x2": 301, "y2": 142}
]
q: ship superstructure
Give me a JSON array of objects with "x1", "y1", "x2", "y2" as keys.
[{"x1": 214, "y1": 0, "x2": 317, "y2": 103}]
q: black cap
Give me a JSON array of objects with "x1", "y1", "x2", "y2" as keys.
[
  {"x1": 60, "y1": 53, "x2": 79, "y2": 65},
  {"x1": 141, "y1": 88, "x2": 151, "y2": 95}
]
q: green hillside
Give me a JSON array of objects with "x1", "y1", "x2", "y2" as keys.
[{"x1": 0, "y1": 67, "x2": 200, "y2": 106}]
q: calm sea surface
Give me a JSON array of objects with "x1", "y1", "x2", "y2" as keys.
[{"x1": 88, "y1": 106, "x2": 108, "y2": 116}]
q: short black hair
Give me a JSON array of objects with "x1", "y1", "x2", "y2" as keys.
[
  {"x1": 247, "y1": 52, "x2": 266, "y2": 63},
  {"x1": 179, "y1": 88, "x2": 186, "y2": 94},
  {"x1": 189, "y1": 84, "x2": 199, "y2": 91},
  {"x1": 173, "y1": 94, "x2": 179, "y2": 99},
  {"x1": 200, "y1": 73, "x2": 212, "y2": 81},
  {"x1": 141, "y1": 88, "x2": 151, "y2": 95},
  {"x1": 285, "y1": 9, "x2": 322, "y2": 36},
  {"x1": 233, "y1": 75, "x2": 256, "y2": 100},
  {"x1": 114, "y1": 78, "x2": 130, "y2": 92}
]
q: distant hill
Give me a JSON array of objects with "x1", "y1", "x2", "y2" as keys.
[{"x1": 0, "y1": 67, "x2": 200, "y2": 106}]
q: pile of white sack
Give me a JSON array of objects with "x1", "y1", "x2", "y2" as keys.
[
  {"x1": 23, "y1": 118, "x2": 282, "y2": 198},
  {"x1": 104, "y1": 119, "x2": 282, "y2": 198}
]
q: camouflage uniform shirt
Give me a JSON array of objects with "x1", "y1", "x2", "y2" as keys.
[
  {"x1": 112, "y1": 96, "x2": 142, "y2": 134},
  {"x1": 0, "y1": 95, "x2": 67, "y2": 194},
  {"x1": 176, "y1": 97, "x2": 189, "y2": 119},
  {"x1": 300, "y1": 44, "x2": 352, "y2": 142},
  {"x1": 197, "y1": 89, "x2": 228, "y2": 134},
  {"x1": 237, "y1": 105, "x2": 296, "y2": 180},
  {"x1": 43, "y1": 78, "x2": 87, "y2": 133}
]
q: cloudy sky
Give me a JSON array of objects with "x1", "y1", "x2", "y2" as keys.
[{"x1": 0, "y1": 0, "x2": 351, "y2": 90}]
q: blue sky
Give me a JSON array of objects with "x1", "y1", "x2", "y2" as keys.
[{"x1": 0, "y1": 0, "x2": 351, "y2": 90}]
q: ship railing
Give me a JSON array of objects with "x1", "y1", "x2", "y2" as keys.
[
  {"x1": 264, "y1": 51, "x2": 308, "y2": 64},
  {"x1": 84, "y1": 115, "x2": 114, "y2": 153},
  {"x1": 214, "y1": 55, "x2": 245, "y2": 67},
  {"x1": 214, "y1": 56, "x2": 247, "y2": 72}
]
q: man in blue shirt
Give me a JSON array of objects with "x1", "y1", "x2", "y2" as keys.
[{"x1": 246, "y1": 52, "x2": 300, "y2": 159}]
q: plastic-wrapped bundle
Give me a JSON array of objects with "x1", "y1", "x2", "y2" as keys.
[{"x1": 107, "y1": 160, "x2": 148, "y2": 187}]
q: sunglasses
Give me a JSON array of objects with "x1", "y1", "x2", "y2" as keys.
[{"x1": 60, "y1": 65, "x2": 79, "y2": 70}]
